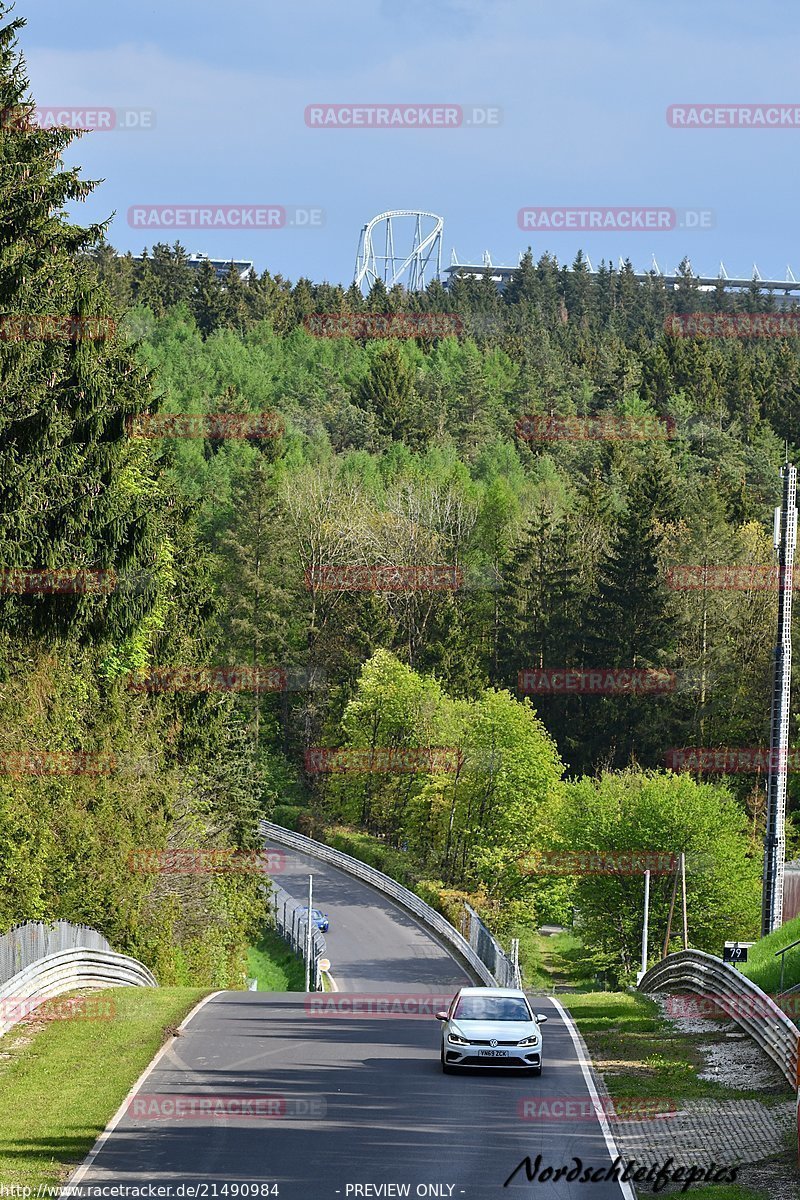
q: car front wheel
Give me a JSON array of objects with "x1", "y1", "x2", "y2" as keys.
[{"x1": 440, "y1": 1046, "x2": 455, "y2": 1074}]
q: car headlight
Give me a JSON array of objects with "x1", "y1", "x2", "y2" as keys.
[
  {"x1": 447, "y1": 1031, "x2": 470, "y2": 1045},
  {"x1": 518, "y1": 1034, "x2": 541, "y2": 1047}
]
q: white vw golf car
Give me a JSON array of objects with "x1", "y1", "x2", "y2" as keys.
[{"x1": 435, "y1": 986, "x2": 548, "y2": 1074}]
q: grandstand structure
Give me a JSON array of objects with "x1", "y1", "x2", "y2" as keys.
[
  {"x1": 128, "y1": 251, "x2": 253, "y2": 281},
  {"x1": 445, "y1": 250, "x2": 800, "y2": 306}
]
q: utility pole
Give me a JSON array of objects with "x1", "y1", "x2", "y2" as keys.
[
  {"x1": 304, "y1": 874, "x2": 313, "y2": 992},
  {"x1": 680, "y1": 852, "x2": 688, "y2": 949},
  {"x1": 762, "y1": 463, "x2": 797, "y2": 935},
  {"x1": 638, "y1": 869, "x2": 651, "y2": 983},
  {"x1": 662, "y1": 858, "x2": 680, "y2": 959}
]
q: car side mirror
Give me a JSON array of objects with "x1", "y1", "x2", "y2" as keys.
[
  {"x1": 535, "y1": 1014, "x2": 549, "y2": 1023},
  {"x1": 434, "y1": 1011, "x2": 448, "y2": 1021}
]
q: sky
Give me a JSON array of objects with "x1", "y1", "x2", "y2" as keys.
[{"x1": 14, "y1": 0, "x2": 800, "y2": 287}]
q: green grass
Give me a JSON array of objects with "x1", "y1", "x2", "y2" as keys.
[
  {"x1": 740, "y1": 913, "x2": 800, "y2": 995},
  {"x1": 516, "y1": 927, "x2": 595, "y2": 991},
  {"x1": 681, "y1": 1188, "x2": 767, "y2": 1200},
  {"x1": 0, "y1": 986, "x2": 207, "y2": 1188},
  {"x1": 246, "y1": 925, "x2": 306, "y2": 991},
  {"x1": 561, "y1": 991, "x2": 789, "y2": 1105}
]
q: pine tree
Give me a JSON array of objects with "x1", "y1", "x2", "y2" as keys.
[
  {"x1": 585, "y1": 501, "x2": 674, "y2": 669},
  {"x1": 0, "y1": 4, "x2": 170, "y2": 646},
  {"x1": 503, "y1": 249, "x2": 538, "y2": 307},
  {"x1": 192, "y1": 259, "x2": 226, "y2": 336},
  {"x1": 356, "y1": 343, "x2": 416, "y2": 441}
]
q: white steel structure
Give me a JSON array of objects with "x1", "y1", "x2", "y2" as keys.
[{"x1": 354, "y1": 210, "x2": 443, "y2": 293}]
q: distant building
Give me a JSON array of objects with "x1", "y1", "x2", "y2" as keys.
[
  {"x1": 444, "y1": 253, "x2": 800, "y2": 307},
  {"x1": 184, "y1": 253, "x2": 254, "y2": 282},
  {"x1": 783, "y1": 860, "x2": 800, "y2": 923},
  {"x1": 128, "y1": 251, "x2": 254, "y2": 282}
]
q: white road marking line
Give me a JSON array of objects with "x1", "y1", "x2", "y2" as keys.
[
  {"x1": 550, "y1": 996, "x2": 637, "y2": 1200},
  {"x1": 68, "y1": 990, "x2": 224, "y2": 1185}
]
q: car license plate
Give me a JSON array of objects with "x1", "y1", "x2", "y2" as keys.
[{"x1": 478, "y1": 1049, "x2": 509, "y2": 1057}]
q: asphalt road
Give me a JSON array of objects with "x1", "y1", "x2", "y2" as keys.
[
  {"x1": 277, "y1": 845, "x2": 472, "y2": 992},
  {"x1": 72, "y1": 847, "x2": 637, "y2": 1199}
]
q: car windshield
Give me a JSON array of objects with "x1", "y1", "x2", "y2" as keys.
[{"x1": 453, "y1": 995, "x2": 532, "y2": 1022}]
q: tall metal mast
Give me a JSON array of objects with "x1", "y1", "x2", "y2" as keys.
[{"x1": 762, "y1": 463, "x2": 797, "y2": 935}]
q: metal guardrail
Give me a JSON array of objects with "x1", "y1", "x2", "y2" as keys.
[
  {"x1": 260, "y1": 819, "x2": 509, "y2": 986},
  {"x1": 268, "y1": 880, "x2": 327, "y2": 991},
  {"x1": 0, "y1": 947, "x2": 158, "y2": 1037},
  {"x1": 639, "y1": 949, "x2": 799, "y2": 1088},
  {"x1": 0, "y1": 920, "x2": 113, "y2": 985}
]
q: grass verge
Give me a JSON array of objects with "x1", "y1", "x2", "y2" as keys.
[
  {"x1": 683, "y1": 1189, "x2": 767, "y2": 1200},
  {"x1": 561, "y1": 990, "x2": 789, "y2": 1105},
  {"x1": 740, "y1": 913, "x2": 800, "y2": 995},
  {"x1": 0, "y1": 986, "x2": 207, "y2": 1188},
  {"x1": 246, "y1": 925, "x2": 306, "y2": 991},
  {"x1": 516, "y1": 927, "x2": 594, "y2": 991}
]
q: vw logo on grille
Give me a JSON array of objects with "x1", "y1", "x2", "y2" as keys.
[{"x1": 490, "y1": 1039, "x2": 498, "y2": 1047}]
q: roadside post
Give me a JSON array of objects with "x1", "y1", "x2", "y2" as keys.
[
  {"x1": 304, "y1": 874, "x2": 313, "y2": 992},
  {"x1": 723, "y1": 941, "x2": 754, "y2": 973},
  {"x1": 776, "y1": 937, "x2": 800, "y2": 995},
  {"x1": 637, "y1": 869, "x2": 651, "y2": 984}
]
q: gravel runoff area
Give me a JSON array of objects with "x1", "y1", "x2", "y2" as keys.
[{"x1": 603, "y1": 994, "x2": 798, "y2": 1198}]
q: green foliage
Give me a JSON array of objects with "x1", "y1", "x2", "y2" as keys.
[
  {"x1": 317, "y1": 651, "x2": 565, "y2": 919},
  {"x1": 0, "y1": 8, "x2": 272, "y2": 985},
  {"x1": 552, "y1": 770, "x2": 761, "y2": 984},
  {"x1": 2, "y1": 0, "x2": 794, "y2": 990}
]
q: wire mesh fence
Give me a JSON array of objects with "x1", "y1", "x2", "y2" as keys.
[
  {"x1": 269, "y1": 882, "x2": 327, "y2": 991},
  {"x1": 0, "y1": 921, "x2": 113, "y2": 986},
  {"x1": 462, "y1": 903, "x2": 520, "y2": 988}
]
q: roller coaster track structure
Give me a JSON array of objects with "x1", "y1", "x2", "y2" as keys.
[{"x1": 354, "y1": 210, "x2": 443, "y2": 293}]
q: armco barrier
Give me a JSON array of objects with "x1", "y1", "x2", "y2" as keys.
[
  {"x1": 0, "y1": 919, "x2": 113, "y2": 984},
  {"x1": 259, "y1": 820, "x2": 512, "y2": 986},
  {"x1": 0, "y1": 947, "x2": 157, "y2": 1037},
  {"x1": 639, "y1": 949, "x2": 799, "y2": 1088}
]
